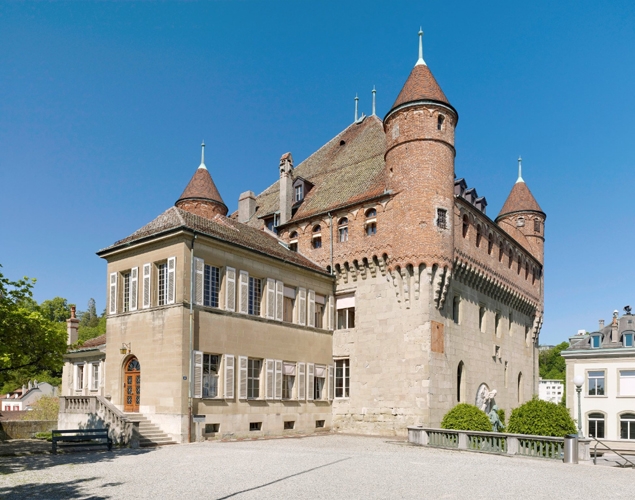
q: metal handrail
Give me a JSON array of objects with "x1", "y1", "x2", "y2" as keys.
[{"x1": 591, "y1": 437, "x2": 635, "y2": 468}]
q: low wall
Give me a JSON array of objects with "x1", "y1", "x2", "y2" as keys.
[{"x1": 0, "y1": 420, "x2": 57, "y2": 440}]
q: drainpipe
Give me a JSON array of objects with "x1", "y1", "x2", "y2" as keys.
[
  {"x1": 329, "y1": 212, "x2": 335, "y2": 330},
  {"x1": 188, "y1": 233, "x2": 197, "y2": 443}
]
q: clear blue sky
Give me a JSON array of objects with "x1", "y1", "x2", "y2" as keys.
[{"x1": 1, "y1": 1, "x2": 634, "y2": 345}]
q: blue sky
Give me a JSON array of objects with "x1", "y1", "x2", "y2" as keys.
[{"x1": 1, "y1": 1, "x2": 634, "y2": 345}]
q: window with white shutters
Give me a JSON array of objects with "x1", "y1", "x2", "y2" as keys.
[
  {"x1": 314, "y1": 364, "x2": 326, "y2": 400},
  {"x1": 307, "y1": 363, "x2": 315, "y2": 401},
  {"x1": 225, "y1": 267, "x2": 236, "y2": 311},
  {"x1": 298, "y1": 288, "x2": 307, "y2": 326},
  {"x1": 298, "y1": 362, "x2": 306, "y2": 400},
  {"x1": 266, "y1": 359, "x2": 275, "y2": 399},
  {"x1": 158, "y1": 263, "x2": 167, "y2": 305},
  {"x1": 202, "y1": 353, "x2": 220, "y2": 398},
  {"x1": 194, "y1": 257, "x2": 204, "y2": 305},
  {"x1": 282, "y1": 362, "x2": 296, "y2": 399},
  {"x1": 193, "y1": 350, "x2": 203, "y2": 399},
  {"x1": 275, "y1": 360, "x2": 283, "y2": 400},
  {"x1": 328, "y1": 295, "x2": 334, "y2": 330},
  {"x1": 142, "y1": 264, "x2": 151, "y2": 309},
  {"x1": 224, "y1": 354, "x2": 235, "y2": 399},
  {"x1": 307, "y1": 290, "x2": 315, "y2": 327},
  {"x1": 130, "y1": 267, "x2": 138, "y2": 311},
  {"x1": 167, "y1": 257, "x2": 176, "y2": 304},
  {"x1": 247, "y1": 358, "x2": 262, "y2": 398},
  {"x1": 122, "y1": 272, "x2": 130, "y2": 312},
  {"x1": 266, "y1": 278, "x2": 275, "y2": 319},
  {"x1": 109, "y1": 272, "x2": 117, "y2": 315},
  {"x1": 275, "y1": 281, "x2": 284, "y2": 322},
  {"x1": 239, "y1": 271, "x2": 249, "y2": 314},
  {"x1": 335, "y1": 359, "x2": 350, "y2": 398},
  {"x1": 204, "y1": 265, "x2": 220, "y2": 308},
  {"x1": 238, "y1": 356, "x2": 248, "y2": 399}
]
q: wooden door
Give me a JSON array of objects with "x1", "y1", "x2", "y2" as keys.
[{"x1": 124, "y1": 357, "x2": 141, "y2": 412}]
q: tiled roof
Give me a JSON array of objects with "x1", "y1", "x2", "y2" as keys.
[
  {"x1": 79, "y1": 334, "x2": 106, "y2": 349},
  {"x1": 240, "y1": 115, "x2": 387, "y2": 225},
  {"x1": 99, "y1": 207, "x2": 328, "y2": 274},
  {"x1": 176, "y1": 167, "x2": 227, "y2": 212},
  {"x1": 391, "y1": 64, "x2": 451, "y2": 110},
  {"x1": 497, "y1": 181, "x2": 544, "y2": 219}
]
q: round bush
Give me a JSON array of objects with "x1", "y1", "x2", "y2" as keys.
[
  {"x1": 507, "y1": 397, "x2": 577, "y2": 437},
  {"x1": 441, "y1": 404, "x2": 492, "y2": 432}
]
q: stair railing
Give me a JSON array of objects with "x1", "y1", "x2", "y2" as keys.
[{"x1": 591, "y1": 437, "x2": 635, "y2": 468}]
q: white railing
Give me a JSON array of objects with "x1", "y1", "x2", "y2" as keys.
[
  {"x1": 408, "y1": 427, "x2": 590, "y2": 462},
  {"x1": 59, "y1": 396, "x2": 139, "y2": 447}
]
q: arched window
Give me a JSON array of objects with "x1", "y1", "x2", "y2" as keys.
[
  {"x1": 476, "y1": 225, "x2": 482, "y2": 248},
  {"x1": 457, "y1": 361, "x2": 465, "y2": 402},
  {"x1": 453, "y1": 296, "x2": 460, "y2": 324},
  {"x1": 518, "y1": 372, "x2": 524, "y2": 404},
  {"x1": 365, "y1": 208, "x2": 377, "y2": 236},
  {"x1": 620, "y1": 413, "x2": 635, "y2": 440},
  {"x1": 499, "y1": 242, "x2": 505, "y2": 262},
  {"x1": 488, "y1": 233, "x2": 494, "y2": 255},
  {"x1": 517, "y1": 256, "x2": 522, "y2": 274},
  {"x1": 508, "y1": 249, "x2": 513, "y2": 269},
  {"x1": 312, "y1": 225, "x2": 322, "y2": 249},
  {"x1": 534, "y1": 218, "x2": 541, "y2": 233},
  {"x1": 462, "y1": 214, "x2": 469, "y2": 238},
  {"x1": 338, "y1": 217, "x2": 348, "y2": 242},
  {"x1": 525, "y1": 263, "x2": 529, "y2": 279},
  {"x1": 289, "y1": 231, "x2": 298, "y2": 252},
  {"x1": 517, "y1": 216, "x2": 525, "y2": 228},
  {"x1": 437, "y1": 114, "x2": 445, "y2": 131},
  {"x1": 588, "y1": 412, "x2": 605, "y2": 439}
]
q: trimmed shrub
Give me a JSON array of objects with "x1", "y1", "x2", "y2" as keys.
[
  {"x1": 507, "y1": 397, "x2": 576, "y2": 437},
  {"x1": 441, "y1": 404, "x2": 492, "y2": 432}
]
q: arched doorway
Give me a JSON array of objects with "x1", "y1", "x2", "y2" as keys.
[{"x1": 124, "y1": 357, "x2": 141, "y2": 413}]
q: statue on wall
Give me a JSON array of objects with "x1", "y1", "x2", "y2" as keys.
[
  {"x1": 476, "y1": 384, "x2": 497, "y2": 414},
  {"x1": 488, "y1": 404, "x2": 504, "y2": 432}
]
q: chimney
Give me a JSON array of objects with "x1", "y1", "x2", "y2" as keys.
[
  {"x1": 599, "y1": 319, "x2": 604, "y2": 330},
  {"x1": 279, "y1": 152, "x2": 294, "y2": 225},
  {"x1": 27, "y1": 381, "x2": 32, "y2": 390},
  {"x1": 238, "y1": 191, "x2": 256, "y2": 223},
  {"x1": 611, "y1": 310, "x2": 619, "y2": 343},
  {"x1": 67, "y1": 305, "x2": 79, "y2": 345}
]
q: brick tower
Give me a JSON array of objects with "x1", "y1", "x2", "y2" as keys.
[{"x1": 383, "y1": 29, "x2": 458, "y2": 272}]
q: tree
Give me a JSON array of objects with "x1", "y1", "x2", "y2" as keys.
[
  {"x1": 21, "y1": 396, "x2": 59, "y2": 421},
  {"x1": 0, "y1": 267, "x2": 67, "y2": 387},
  {"x1": 539, "y1": 341, "x2": 569, "y2": 380},
  {"x1": 79, "y1": 298, "x2": 99, "y2": 328},
  {"x1": 441, "y1": 404, "x2": 492, "y2": 432},
  {"x1": 507, "y1": 397, "x2": 577, "y2": 437},
  {"x1": 39, "y1": 297, "x2": 71, "y2": 323}
]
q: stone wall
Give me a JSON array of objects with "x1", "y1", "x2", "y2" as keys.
[{"x1": 0, "y1": 420, "x2": 57, "y2": 440}]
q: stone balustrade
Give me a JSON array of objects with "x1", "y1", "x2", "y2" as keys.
[{"x1": 408, "y1": 427, "x2": 590, "y2": 462}]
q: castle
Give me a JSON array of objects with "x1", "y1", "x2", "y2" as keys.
[{"x1": 60, "y1": 32, "x2": 545, "y2": 442}]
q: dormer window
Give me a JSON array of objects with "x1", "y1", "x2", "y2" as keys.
[
  {"x1": 289, "y1": 231, "x2": 298, "y2": 252},
  {"x1": 338, "y1": 218, "x2": 349, "y2": 242},
  {"x1": 437, "y1": 114, "x2": 445, "y2": 131},
  {"x1": 591, "y1": 334, "x2": 602, "y2": 348},
  {"x1": 624, "y1": 332, "x2": 634, "y2": 347},
  {"x1": 265, "y1": 213, "x2": 280, "y2": 234},
  {"x1": 312, "y1": 225, "x2": 322, "y2": 249},
  {"x1": 295, "y1": 185, "x2": 304, "y2": 202},
  {"x1": 365, "y1": 208, "x2": 377, "y2": 236}
]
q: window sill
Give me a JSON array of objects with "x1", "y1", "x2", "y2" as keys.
[
  {"x1": 584, "y1": 395, "x2": 608, "y2": 398},
  {"x1": 616, "y1": 395, "x2": 635, "y2": 398}
]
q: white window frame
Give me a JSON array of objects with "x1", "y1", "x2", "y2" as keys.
[
  {"x1": 75, "y1": 363, "x2": 85, "y2": 391},
  {"x1": 335, "y1": 358, "x2": 350, "y2": 399},
  {"x1": 90, "y1": 362, "x2": 100, "y2": 391}
]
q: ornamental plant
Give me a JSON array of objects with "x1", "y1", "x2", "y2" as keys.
[
  {"x1": 507, "y1": 397, "x2": 576, "y2": 437},
  {"x1": 441, "y1": 403, "x2": 492, "y2": 432}
]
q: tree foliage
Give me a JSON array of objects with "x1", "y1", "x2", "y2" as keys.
[
  {"x1": 507, "y1": 397, "x2": 577, "y2": 437},
  {"x1": 77, "y1": 298, "x2": 106, "y2": 343},
  {"x1": 22, "y1": 396, "x2": 59, "y2": 421},
  {"x1": 39, "y1": 297, "x2": 72, "y2": 323},
  {"x1": 539, "y1": 342, "x2": 569, "y2": 380},
  {"x1": 441, "y1": 404, "x2": 492, "y2": 432}
]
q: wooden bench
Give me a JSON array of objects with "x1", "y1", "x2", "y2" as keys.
[{"x1": 52, "y1": 429, "x2": 113, "y2": 454}]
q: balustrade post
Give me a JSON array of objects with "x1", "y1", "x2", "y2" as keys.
[
  {"x1": 458, "y1": 432, "x2": 468, "y2": 450},
  {"x1": 507, "y1": 436, "x2": 518, "y2": 455}
]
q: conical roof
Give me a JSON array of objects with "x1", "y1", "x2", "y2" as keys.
[
  {"x1": 391, "y1": 64, "x2": 453, "y2": 110},
  {"x1": 497, "y1": 180, "x2": 544, "y2": 220},
  {"x1": 176, "y1": 164, "x2": 228, "y2": 218}
]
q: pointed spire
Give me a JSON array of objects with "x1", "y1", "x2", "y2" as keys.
[
  {"x1": 516, "y1": 156, "x2": 524, "y2": 183},
  {"x1": 416, "y1": 27, "x2": 426, "y2": 66},
  {"x1": 198, "y1": 141, "x2": 207, "y2": 170},
  {"x1": 372, "y1": 86, "x2": 376, "y2": 116},
  {"x1": 354, "y1": 94, "x2": 359, "y2": 122}
]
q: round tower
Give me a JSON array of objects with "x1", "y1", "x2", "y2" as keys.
[
  {"x1": 384, "y1": 30, "x2": 458, "y2": 270},
  {"x1": 495, "y1": 158, "x2": 546, "y2": 264}
]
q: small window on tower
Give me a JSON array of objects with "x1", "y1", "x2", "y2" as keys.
[
  {"x1": 534, "y1": 219, "x2": 541, "y2": 233},
  {"x1": 476, "y1": 225, "x2": 482, "y2": 247},
  {"x1": 338, "y1": 218, "x2": 349, "y2": 243},
  {"x1": 365, "y1": 208, "x2": 377, "y2": 236},
  {"x1": 312, "y1": 225, "x2": 322, "y2": 249},
  {"x1": 437, "y1": 114, "x2": 445, "y2": 131},
  {"x1": 517, "y1": 216, "x2": 525, "y2": 228},
  {"x1": 462, "y1": 214, "x2": 469, "y2": 237},
  {"x1": 289, "y1": 231, "x2": 298, "y2": 252},
  {"x1": 437, "y1": 208, "x2": 447, "y2": 229}
]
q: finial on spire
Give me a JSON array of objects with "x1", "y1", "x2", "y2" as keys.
[
  {"x1": 416, "y1": 27, "x2": 426, "y2": 66},
  {"x1": 372, "y1": 86, "x2": 376, "y2": 116},
  {"x1": 354, "y1": 94, "x2": 359, "y2": 122},
  {"x1": 199, "y1": 141, "x2": 207, "y2": 170},
  {"x1": 516, "y1": 156, "x2": 524, "y2": 183}
]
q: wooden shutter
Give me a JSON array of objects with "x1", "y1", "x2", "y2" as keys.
[
  {"x1": 266, "y1": 278, "x2": 275, "y2": 319},
  {"x1": 329, "y1": 365, "x2": 334, "y2": 401},
  {"x1": 194, "y1": 257, "x2": 204, "y2": 305},
  {"x1": 238, "y1": 356, "x2": 248, "y2": 399},
  {"x1": 327, "y1": 295, "x2": 334, "y2": 330},
  {"x1": 238, "y1": 271, "x2": 249, "y2": 314},
  {"x1": 109, "y1": 272, "x2": 117, "y2": 315},
  {"x1": 224, "y1": 354, "x2": 235, "y2": 399},
  {"x1": 193, "y1": 350, "x2": 203, "y2": 399},
  {"x1": 225, "y1": 267, "x2": 236, "y2": 311},
  {"x1": 298, "y1": 287, "x2": 307, "y2": 326},
  {"x1": 307, "y1": 363, "x2": 314, "y2": 401},
  {"x1": 275, "y1": 280, "x2": 284, "y2": 322},
  {"x1": 129, "y1": 267, "x2": 138, "y2": 311},
  {"x1": 298, "y1": 362, "x2": 306, "y2": 400},
  {"x1": 167, "y1": 257, "x2": 176, "y2": 304},
  {"x1": 266, "y1": 359, "x2": 274, "y2": 399},
  {"x1": 307, "y1": 289, "x2": 315, "y2": 327},
  {"x1": 142, "y1": 264, "x2": 151, "y2": 309},
  {"x1": 275, "y1": 359, "x2": 283, "y2": 400}
]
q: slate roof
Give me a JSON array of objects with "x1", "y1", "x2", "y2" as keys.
[
  {"x1": 496, "y1": 181, "x2": 544, "y2": 219},
  {"x1": 391, "y1": 64, "x2": 453, "y2": 110},
  {"x1": 566, "y1": 314, "x2": 635, "y2": 351},
  {"x1": 176, "y1": 166, "x2": 227, "y2": 213},
  {"x1": 240, "y1": 115, "x2": 388, "y2": 226},
  {"x1": 98, "y1": 207, "x2": 327, "y2": 274}
]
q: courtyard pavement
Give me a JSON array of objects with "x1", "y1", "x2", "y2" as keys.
[{"x1": 0, "y1": 434, "x2": 633, "y2": 499}]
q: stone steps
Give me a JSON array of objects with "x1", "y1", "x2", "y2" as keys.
[{"x1": 124, "y1": 413, "x2": 177, "y2": 447}]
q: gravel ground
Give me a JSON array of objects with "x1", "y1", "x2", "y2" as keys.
[{"x1": 0, "y1": 434, "x2": 633, "y2": 499}]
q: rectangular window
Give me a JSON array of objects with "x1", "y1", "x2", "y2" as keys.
[
  {"x1": 339, "y1": 226, "x2": 348, "y2": 242},
  {"x1": 315, "y1": 302, "x2": 324, "y2": 329},
  {"x1": 247, "y1": 358, "x2": 262, "y2": 399},
  {"x1": 620, "y1": 416, "x2": 635, "y2": 440},
  {"x1": 76, "y1": 364, "x2": 84, "y2": 390},
  {"x1": 534, "y1": 219, "x2": 541, "y2": 232},
  {"x1": 337, "y1": 308, "x2": 355, "y2": 329},
  {"x1": 204, "y1": 265, "x2": 220, "y2": 308},
  {"x1": 283, "y1": 296, "x2": 294, "y2": 322},
  {"x1": 284, "y1": 421, "x2": 295, "y2": 430},
  {"x1": 452, "y1": 296, "x2": 460, "y2": 324},
  {"x1": 249, "y1": 422, "x2": 262, "y2": 431},
  {"x1": 248, "y1": 277, "x2": 261, "y2": 316},
  {"x1": 203, "y1": 354, "x2": 220, "y2": 398},
  {"x1": 314, "y1": 365, "x2": 326, "y2": 400},
  {"x1": 91, "y1": 363, "x2": 99, "y2": 391},
  {"x1": 624, "y1": 333, "x2": 633, "y2": 347},
  {"x1": 619, "y1": 370, "x2": 635, "y2": 396},
  {"x1": 335, "y1": 359, "x2": 350, "y2": 398},
  {"x1": 588, "y1": 370, "x2": 605, "y2": 396},
  {"x1": 282, "y1": 362, "x2": 296, "y2": 399},
  {"x1": 158, "y1": 263, "x2": 167, "y2": 306},
  {"x1": 122, "y1": 272, "x2": 130, "y2": 312},
  {"x1": 479, "y1": 306, "x2": 485, "y2": 332},
  {"x1": 588, "y1": 415, "x2": 605, "y2": 438},
  {"x1": 366, "y1": 222, "x2": 376, "y2": 236},
  {"x1": 591, "y1": 335, "x2": 601, "y2": 348},
  {"x1": 315, "y1": 420, "x2": 325, "y2": 428},
  {"x1": 437, "y1": 208, "x2": 447, "y2": 229},
  {"x1": 495, "y1": 313, "x2": 501, "y2": 337},
  {"x1": 295, "y1": 184, "x2": 303, "y2": 202}
]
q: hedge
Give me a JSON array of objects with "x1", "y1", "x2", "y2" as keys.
[
  {"x1": 507, "y1": 397, "x2": 577, "y2": 437},
  {"x1": 441, "y1": 404, "x2": 492, "y2": 432}
]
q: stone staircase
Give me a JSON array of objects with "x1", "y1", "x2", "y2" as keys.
[{"x1": 125, "y1": 413, "x2": 177, "y2": 447}]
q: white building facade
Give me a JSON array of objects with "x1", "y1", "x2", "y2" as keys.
[{"x1": 538, "y1": 378, "x2": 563, "y2": 405}]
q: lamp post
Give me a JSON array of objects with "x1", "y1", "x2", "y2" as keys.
[{"x1": 573, "y1": 375, "x2": 584, "y2": 437}]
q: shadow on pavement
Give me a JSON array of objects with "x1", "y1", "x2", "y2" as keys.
[{"x1": 0, "y1": 476, "x2": 121, "y2": 499}]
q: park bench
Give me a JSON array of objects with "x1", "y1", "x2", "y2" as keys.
[{"x1": 51, "y1": 429, "x2": 113, "y2": 454}]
